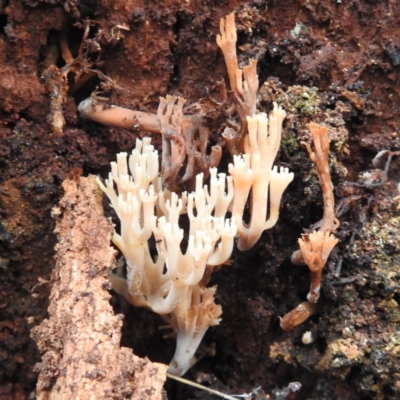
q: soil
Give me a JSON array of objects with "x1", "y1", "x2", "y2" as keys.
[{"x1": 0, "y1": 1, "x2": 399, "y2": 400}]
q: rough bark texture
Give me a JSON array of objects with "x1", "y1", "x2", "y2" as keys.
[{"x1": 31, "y1": 176, "x2": 166, "y2": 400}]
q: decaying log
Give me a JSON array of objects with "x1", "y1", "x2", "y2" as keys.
[{"x1": 31, "y1": 175, "x2": 167, "y2": 400}]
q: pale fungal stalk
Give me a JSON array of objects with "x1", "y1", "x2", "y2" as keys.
[{"x1": 167, "y1": 285, "x2": 222, "y2": 376}]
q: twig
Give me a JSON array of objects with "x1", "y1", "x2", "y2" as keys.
[{"x1": 166, "y1": 373, "x2": 242, "y2": 400}]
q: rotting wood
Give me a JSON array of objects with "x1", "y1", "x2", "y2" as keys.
[{"x1": 31, "y1": 175, "x2": 167, "y2": 400}]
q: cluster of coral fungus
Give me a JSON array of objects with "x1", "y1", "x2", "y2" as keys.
[
  {"x1": 280, "y1": 123, "x2": 339, "y2": 331},
  {"x1": 85, "y1": 13, "x2": 338, "y2": 374},
  {"x1": 92, "y1": 14, "x2": 295, "y2": 375}
]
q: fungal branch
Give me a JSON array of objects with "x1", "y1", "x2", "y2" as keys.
[
  {"x1": 303, "y1": 123, "x2": 339, "y2": 233},
  {"x1": 157, "y1": 95, "x2": 222, "y2": 192},
  {"x1": 298, "y1": 230, "x2": 338, "y2": 303},
  {"x1": 281, "y1": 123, "x2": 339, "y2": 331},
  {"x1": 229, "y1": 107, "x2": 294, "y2": 251},
  {"x1": 217, "y1": 13, "x2": 259, "y2": 155}
]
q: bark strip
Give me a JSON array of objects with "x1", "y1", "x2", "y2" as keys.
[{"x1": 32, "y1": 175, "x2": 166, "y2": 400}]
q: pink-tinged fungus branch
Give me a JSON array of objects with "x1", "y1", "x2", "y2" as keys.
[
  {"x1": 280, "y1": 301, "x2": 317, "y2": 332},
  {"x1": 291, "y1": 122, "x2": 339, "y2": 269},
  {"x1": 216, "y1": 13, "x2": 239, "y2": 92},
  {"x1": 303, "y1": 122, "x2": 339, "y2": 233},
  {"x1": 157, "y1": 95, "x2": 222, "y2": 192},
  {"x1": 284, "y1": 122, "x2": 339, "y2": 329},
  {"x1": 298, "y1": 231, "x2": 338, "y2": 303},
  {"x1": 217, "y1": 13, "x2": 260, "y2": 154}
]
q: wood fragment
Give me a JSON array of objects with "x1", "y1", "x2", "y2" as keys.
[{"x1": 31, "y1": 175, "x2": 167, "y2": 400}]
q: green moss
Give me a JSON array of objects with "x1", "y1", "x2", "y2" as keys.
[
  {"x1": 293, "y1": 87, "x2": 319, "y2": 115},
  {"x1": 281, "y1": 130, "x2": 300, "y2": 153}
]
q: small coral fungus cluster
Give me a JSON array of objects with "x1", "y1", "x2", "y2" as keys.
[
  {"x1": 280, "y1": 123, "x2": 339, "y2": 331},
  {"x1": 89, "y1": 13, "x2": 339, "y2": 375}
]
